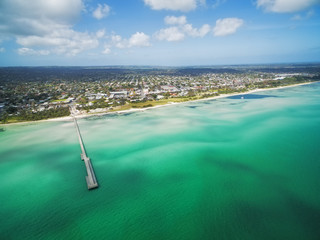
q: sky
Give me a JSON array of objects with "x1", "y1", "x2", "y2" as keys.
[{"x1": 0, "y1": 0, "x2": 320, "y2": 66}]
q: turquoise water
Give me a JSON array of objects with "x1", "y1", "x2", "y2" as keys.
[{"x1": 1, "y1": 83, "x2": 320, "y2": 240}]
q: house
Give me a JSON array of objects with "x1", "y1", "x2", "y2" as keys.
[
  {"x1": 161, "y1": 86, "x2": 179, "y2": 92},
  {"x1": 109, "y1": 91, "x2": 127, "y2": 99},
  {"x1": 156, "y1": 95, "x2": 164, "y2": 100}
]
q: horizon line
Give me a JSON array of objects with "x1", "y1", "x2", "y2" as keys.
[{"x1": 1, "y1": 61, "x2": 320, "y2": 68}]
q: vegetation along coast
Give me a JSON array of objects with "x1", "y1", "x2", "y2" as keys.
[{"x1": 1, "y1": 64, "x2": 319, "y2": 125}]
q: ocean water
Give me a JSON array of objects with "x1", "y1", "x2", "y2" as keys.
[{"x1": 1, "y1": 83, "x2": 320, "y2": 240}]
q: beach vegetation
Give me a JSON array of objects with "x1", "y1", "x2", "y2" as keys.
[{"x1": 0, "y1": 107, "x2": 70, "y2": 123}]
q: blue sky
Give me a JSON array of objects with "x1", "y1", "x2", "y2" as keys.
[{"x1": 0, "y1": 0, "x2": 319, "y2": 66}]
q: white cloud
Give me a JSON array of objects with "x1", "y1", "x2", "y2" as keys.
[
  {"x1": 291, "y1": 9, "x2": 315, "y2": 20},
  {"x1": 111, "y1": 35, "x2": 130, "y2": 49},
  {"x1": 183, "y1": 24, "x2": 211, "y2": 37},
  {"x1": 155, "y1": 16, "x2": 211, "y2": 41},
  {"x1": 92, "y1": 4, "x2": 110, "y2": 20},
  {"x1": 0, "y1": 0, "x2": 102, "y2": 56},
  {"x1": 0, "y1": 47, "x2": 5, "y2": 53},
  {"x1": 17, "y1": 48, "x2": 50, "y2": 56},
  {"x1": 111, "y1": 32, "x2": 151, "y2": 48},
  {"x1": 111, "y1": 34, "x2": 126, "y2": 49},
  {"x1": 96, "y1": 29, "x2": 106, "y2": 38},
  {"x1": 102, "y1": 47, "x2": 111, "y2": 54},
  {"x1": 154, "y1": 27, "x2": 185, "y2": 41},
  {"x1": 16, "y1": 28, "x2": 99, "y2": 56},
  {"x1": 144, "y1": 0, "x2": 204, "y2": 11},
  {"x1": 256, "y1": 0, "x2": 320, "y2": 13},
  {"x1": 0, "y1": 0, "x2": 83, "y2": 36},
  {"x1": 213, "y1": 18, "x2": 244, "y2": 36},
  {"x1": 165, "y1": 16, "x2": 187, "y2": 25},
  {"x1": 128, "y1": 32, "x2": 151, "y2": 47},
  {"x1": 111, "y1": 35, "x2": 122, "y2": 43},
  {"x1": 212, "y1": 0, "x2": 226, "y2": 9}
]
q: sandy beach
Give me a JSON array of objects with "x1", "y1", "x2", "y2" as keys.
[
  {"x1": 1, "y1": 81, "x2": 317, "y2": 126},
  {"x1": 71, "y1": 81, "x2": 318, "y2": 119}
]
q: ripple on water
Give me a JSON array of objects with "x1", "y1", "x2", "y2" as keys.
[{"x1": 1, "y1": 83, "x2": 320, "y2": 240}]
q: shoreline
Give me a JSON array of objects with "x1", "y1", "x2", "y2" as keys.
[{"x1": 1, "y1": 81, "x2": 317, "y2": 126}]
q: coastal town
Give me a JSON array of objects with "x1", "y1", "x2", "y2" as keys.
[{"x1": 0, "y1": 65, "x2": 319, "y2": 123}]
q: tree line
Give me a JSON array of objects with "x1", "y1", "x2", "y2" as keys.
[{"x1": 1, "y1": 107, "x2": 70, "y2": 123}]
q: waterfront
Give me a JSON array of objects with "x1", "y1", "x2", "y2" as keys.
[{"x1": 0, "y1": 82, "x2": 320, "y2": 239}]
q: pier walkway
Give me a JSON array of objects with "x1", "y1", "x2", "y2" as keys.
[{"x1": 73, "y1": 116, "x2": 98, "y2": 190}]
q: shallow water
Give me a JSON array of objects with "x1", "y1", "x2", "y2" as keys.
[{"x1": 1, "y1": 83, "x2": 320, "y2": 240}]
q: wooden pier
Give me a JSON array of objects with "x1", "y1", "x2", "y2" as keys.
[{"x1": 73, "y1": 116, "x2": 98, "y2": 190}]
